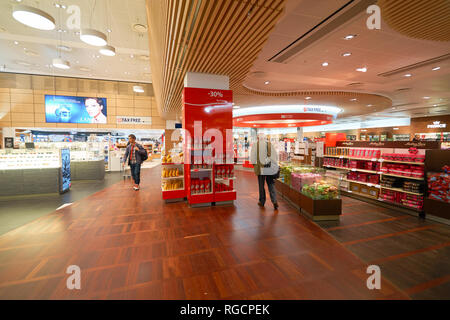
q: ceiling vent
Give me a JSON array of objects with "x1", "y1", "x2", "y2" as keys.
[
  {"x1": 269, "y1": 0, "x2": 377, "y2": 63},
  {"x1": 378, "y1": 53, "x2": 450, "y2": 77}
]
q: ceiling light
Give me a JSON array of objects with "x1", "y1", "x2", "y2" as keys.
[
  {"x1": 322, "y1": 62, "x2": 329, "y2": 66},
  {"x1": 132, "y1": 24, "x2": 148, "y2": 33},
  {"x1": 342, "y1": 52, "x2": 351, "y2": 57},
  {"x1": 432, "y1": 66, "x2": 440, "y2": 71},
  {"x1": 356, "y1": 67, "x2": 367, "y2": 72},
  {"x1": 130, "y1": 54, "x2": 134, "y2": 58},
  {"x1": 57, "y1": 45, "x2": 71, "y2": 52},
  {"x1": 14, "y1": 41, "x2": 19, "y2": 45},
  {"x1": 404, "y1": 73, "x2": 412, "y2": 77},
  {"x1": 52, "y1": 58, "x2": 70, "y2": 69},
  {"x1": 367, "y1": 104, "x2": 373, "y2": 107},
  {"x1": 264, "y1": 81, "x2": 270, "y2": 85},
  {"x1": 133, "y1": 85, "x2": 144, "y2": 93},
  {"x1": 344, "y1": 34, "x2": 356, "y2": 40},
  {"x1": 80, "y1": 28, "x2": 107, "y2": 46},
  {"x1": 12, "y1": 5, "x2": 55, "y2": 30},
  {"x1": 350, "y1": 98, "x2": 357, "y2": 101},
  {"x1": 305, "y1": 97, "x2": 312, "y2": 100},
  {"x1": 433, "y1": 104, "x2": 438, "y2": 107},
  {"x1": 107, "y1": 29, "x2": 112, "y2": 33},
  {"x1": 99, "y1": 45, "x2": 116, "y2": 56},
  {"x1": 423, "y1": 96, "x2": 430, "y2": 99},
  {"x1": 393, "y1": 128, "x2": 399, "y2": 130}
]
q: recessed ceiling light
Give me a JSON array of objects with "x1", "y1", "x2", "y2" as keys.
[
  {"x1": 57, "y1": 45, "x2": 71, "y2": 52},
  {"x1": 423, "y1": 96, "x2": 430, "y2": 99},
  {"x1": 79, "y1": 66, "x2": 91, "y2": 72},
  {"x1": 52, "y1": 58, "x2": 70, "y2": 69},
  {"x1": 130, "y1": 54, "x2": 134, "y2": 58},
  {"x1": 24, "y1": 49, "x2": 39, "y2": 57},
  {"x1": 14, "y1": 41, "x2": 19, "y2": 45},
  {"x1": 133, "y1": 85, "x2": 144, "y2": 93},
  {"x1": 132, "y1": 24, "x2": 148, "y2": 33},
  {"x1": 99, "y1": 45, "x2": 116, "y2": 56},
  {"x1": 342, "y1": 52, "x2": 351, "y2": 57},
  {"x1": 433, "y1": 104, "x2": 438, "y2": 107},
  {"x1": 432, "y1": 66, "x2": 440, "y2": 71},
  {"x1": 264, "y1": 81, "x2": 270, "y2": 85},
  {"x1": 12, "y1": 5, "x2": 56, "y2": 30},
  {"x1": 322, "y1": 62, "x2": 329, "y2": 66},
  {"x1": 350, "y1": 98, "x2": 357, "y2": 101},
  {"x1": 344, "y1": 34, "x2": 356, "y2": 40},
  {"x1": 305, "y1": 96, "x2": 312, "y2": 100},
  {"x1": 393, "y1": 128, "x2": 399, "y2": 130},
  {"x1": 80, "y1": 28, "x2": 107, "y2": 46},
  {"x1": 404, "y1": 73, "x2": 412, "y2": 77},
  {"x1": 356, "y1": 67, "x2": 367, "y2": 72},
  {"x1": 107, "y1": 29, "x2": 112, "y2": 33},
  {"x1": 366, "y1": 104, "x2": 373, "y2": 107}
]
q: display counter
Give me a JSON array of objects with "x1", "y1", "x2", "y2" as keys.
[
  {"x1": 71, "y1": 159, "x2": 105, "y2": 180},
  {"x1": 276, "y1": 163, "x2": 341, "y2": 221},
  {"x1": 0, "y1": 149, "x2": 70, "y2": 196}
]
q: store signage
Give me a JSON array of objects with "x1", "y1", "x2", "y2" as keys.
[
  {"x1": 4, "y1": 137, "x2": 14, "y2": 149},
  {"x1": 116, "y1": 116, "x2": 151, "y2": 124},
  {"x1": 427, "y1": 121, "x2": 446, "y2": 129},
  {"x1": 337, "y1": 141, "x2": 441, "y2": 149}
]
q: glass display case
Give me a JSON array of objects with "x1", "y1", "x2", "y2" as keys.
[
  {"x1": 301, "y1": 176, "x2": 340, "y2": 200},
  {"x1": 0, "y1": 149, "x2": 61, "y2": 169}
]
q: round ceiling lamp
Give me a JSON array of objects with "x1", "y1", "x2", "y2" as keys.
[
  {"x1": 12, "y1": 5, "x2": 56, "y2": 30},
  {"x1": 80, "y1": 29, "x2": 107, "y2": 46},
  {"x1": 133, "y1": 85, "x2": 144, "y2": 93},
  {"x1": 52, "y1": 58, "x2": 70, "y2": 69},
  {"x1": 99, "y1": 45, "x2": 116, "y2": 56}
]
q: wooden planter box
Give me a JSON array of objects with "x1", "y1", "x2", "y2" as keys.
[{"x1": 299, "y1": 193, "x2": 342, "y2": 221}]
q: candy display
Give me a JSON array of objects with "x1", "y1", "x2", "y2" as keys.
[
  {"x1": 190, "y1": 178, "x2": 212, "y2": 194},
  {"x1": 427, "y1": 166, "x2": 450, "y2": 203},
  {"x1": 215, "y1": 165, "x2": 234, "y2": 178},
  {"x1": 380, "y1": 163, "x2": 424, "y2": 178},
  {"x1": 162, "y1": 179, "x2": 183, "y2": 191},
  {"x1": 381, "y1": 153, "x2": 425, "y2": 163},
  {"x1": 380, "y1": 189, "x2": 423, "y2": 210},
  {"x1": 291, "y1": 172, "x2": 322, "y2": 191},
  {"x1": 162, "y1": 167, "x2": 182, "y2": 178},
  {"x1": 302, "y1": 180, "x2": 339, "y2": 200},
  {"x1": 215, "y1": 182, "x2": 233, "y2": 192},
  {"x1": 347, "y1": 172, "x2": 380, "y2": 184},
  {"x1": 162, "y1": 151, "x2": 183, "y2": 164}
]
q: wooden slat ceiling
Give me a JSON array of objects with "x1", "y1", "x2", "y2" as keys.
[
  {"x1": 379, "y1": 0, "x2": 450, "y2": 42},
  {"x1": 146, "y1": 0, "x2": 287, "y2": 119}
]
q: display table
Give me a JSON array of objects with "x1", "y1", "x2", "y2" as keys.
[
  {"x1": 274, "y1": 179, "x2": 342, "y2": 221},
  {"x1": 71, "y1": 159, "x2": 105, "y2": 180}
]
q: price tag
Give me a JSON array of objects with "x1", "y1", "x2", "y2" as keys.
[
  {"x1": 371, "y1": 158, "x2": 377, "y2": 161},
  {"x1": 351, "y1": 169, "x2": 356, "y2": 171},
  {"x1": 368, "y1": 183, "x2": 373, "y2": 187},
  {"x1": 339, "y1": 156, "x2": 343, "y2": 159}
]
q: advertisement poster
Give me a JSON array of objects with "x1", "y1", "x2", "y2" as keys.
[
  {"x1": 60, "y1": 148, "x2": 71, "y2": 193},
  {"x1": 4, "y1": 137, "x2": 14, "y2": 149},
  {"x1": 45, "y1": 95, "x2": 107, "y2": 124}
]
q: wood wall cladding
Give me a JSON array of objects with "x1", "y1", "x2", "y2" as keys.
[
  {"x1": 146, "y1": 0, "x2": 287, "y2": 119},
  {"x1": 379, "y1": 0, "x2": 450, "y2": 42},
  {"x1": 0, "y1": 73, "x2": 167, "y2": 129}
]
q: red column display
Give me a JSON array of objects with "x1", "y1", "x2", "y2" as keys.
[{"x1": 183, "y1": 87, "x2": 236, "y2": 205}]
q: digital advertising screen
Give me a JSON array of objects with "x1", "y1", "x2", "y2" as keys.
[{"x1": 45, "y1": 95, "x2": 107, "y2": 124}]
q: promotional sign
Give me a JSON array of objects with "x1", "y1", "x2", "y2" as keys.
[
  {"x1": 45, "y1": 95, "x2": 107, "y2": 124},
  {"x1": 427, "y1": 121, "x2": 446, "y2": 129},
  {"x1": 116, "y1": 116, "x2": 152, "y2": 125}
]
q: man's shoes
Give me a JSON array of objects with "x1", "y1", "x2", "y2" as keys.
[
  {"x1": 258, "y1": 202, "x2": 264, "y2": 207},
  {"x1": 133, "y1": 185, "x2": 140, "y2": 191},
  {"x1": 274, "y1": 203, "x2": 279, "y2": 210}
]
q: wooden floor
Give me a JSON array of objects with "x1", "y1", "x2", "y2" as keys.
[{"x1": 0, "y1": 167, "x2": 434, "y2": 300}]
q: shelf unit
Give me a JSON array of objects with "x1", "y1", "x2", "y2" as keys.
[
  {"x1": 161, "y1": 162, "x2": 186, "y2": 200},
  {"x1": 323, "y1": 141, "x2": 441, "y2": 214}
]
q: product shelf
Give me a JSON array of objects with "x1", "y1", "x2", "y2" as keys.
[
  {"x1": 214, "y1": 177, "x2": 236, "y2": 181},
  {"x1": 380, "y1": 186, "x2": 423, "y2": 196},
  {"x1": 191, "y1": 168, "x2": 212, "y2": 172},
  {"x1": 345, "y1": 190, "x2": 379, "y2": 200},
  {"x1": 344, "y1": 179, "x2": 380, "y2": 189},
  {"x1": 161, "y1": 176, "x2": 184, "y2": 180},
  {"x1": 162, "y1": 163, "x2": 184, "y2": 165},
  {"x1": 161, "y1": 187, "x2": 185, "y2": 192},
  {"x1": 215, "y1": 190, "x2": 236, "y2": 194},
  {"x1": 381, "y1": 173, "x2": 424, "y2": 180},
  {"x1": 380, "y1": 159, "x2": 425, "y2": 165},
  {"x1": 324, "y1": 165, "x2": 381, "y2": 174},
  {"x1": 379, "y1": 198, "x2": 422, "y2": 212},
  {"x1": 191, "y1": 191, "x2": 213, "y2": 196}
]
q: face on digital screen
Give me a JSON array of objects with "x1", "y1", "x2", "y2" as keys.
[{"x1": 85, "y1": 98, "x2": 104, "y2": 118}]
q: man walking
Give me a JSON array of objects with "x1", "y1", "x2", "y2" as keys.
[
  {"x1": 250, "y1": 134, "x2": 279, "y2": 210},
  {"x1": 123, "y1": 134, "x2": 146, "y2": 190}
]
